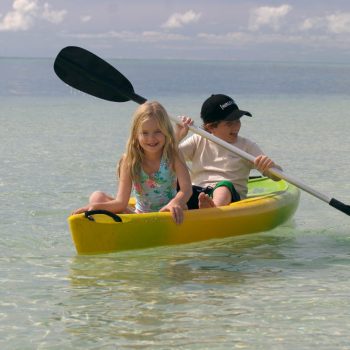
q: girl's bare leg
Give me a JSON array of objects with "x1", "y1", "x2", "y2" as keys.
[
  {"x1": 89, "y1": 191, "x2": 114, "y2": 204},
  {"x1": 89, "y1": 191, "x2": 134, "y2": 214}
]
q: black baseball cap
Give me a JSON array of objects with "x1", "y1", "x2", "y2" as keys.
[{"x1": 200, "y1": 94, "x2": 252, "y2": 124}]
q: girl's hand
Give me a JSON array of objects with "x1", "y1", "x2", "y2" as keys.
[
  {"x1": 254, "y1": 155, "x2": 275, "y2": 174},
  {"x1": 175, "y1": 116, "x2": 193, "y2": 141},
  {"x1": 159, "y1": 202, "x2": 184, "y2": 224},
  {"x1": 72, "y1": 204, "x2": 94, "y2": 215}
]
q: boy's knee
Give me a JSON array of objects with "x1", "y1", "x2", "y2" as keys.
[
  {"x1": 212, "y1": 186, "x2": 231, "y2": 198},
  {"x1": 212, "y1": 182, "x2": 240, "y2": 203}
]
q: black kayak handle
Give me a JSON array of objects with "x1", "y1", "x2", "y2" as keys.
[{"x1": 84, "y1": 210, "x2": 123, "y2": 222}]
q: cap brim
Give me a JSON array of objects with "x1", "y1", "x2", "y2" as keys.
[{"x1": 224, "y1": 109, "x2": 252, "y2": 121}]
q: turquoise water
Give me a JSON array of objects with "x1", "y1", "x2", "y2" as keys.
[{"x1": 1, "y1": 58, "x2": 350, "y2": 349}]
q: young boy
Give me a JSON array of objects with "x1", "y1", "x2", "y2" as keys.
[{"x1": 176, "y1": 94, "x2": 281, "y2": 209}]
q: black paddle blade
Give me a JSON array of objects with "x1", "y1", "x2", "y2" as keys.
[{"x1": 54, "y1": 46, "x2": 146, "y2": 104}]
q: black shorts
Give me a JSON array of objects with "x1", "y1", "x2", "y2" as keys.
[{"x1": 186, "y1": 181, "x2": 241, "y2": 210}]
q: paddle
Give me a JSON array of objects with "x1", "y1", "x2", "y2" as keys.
[{"x1": 54, "y1": 46, "x2": 350, "y2": 216}]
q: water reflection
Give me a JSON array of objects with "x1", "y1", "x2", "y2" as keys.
[
  {"x1": 62, "y1": 231, "x2": 297, "y2": 346},
  {"x1": 68, "y1": 232, "x2": 294, "y2": 288}
]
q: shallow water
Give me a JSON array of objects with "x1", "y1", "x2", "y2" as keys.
[{"x1": 0, "y1": 58, "x2": 350, "y2": 349}]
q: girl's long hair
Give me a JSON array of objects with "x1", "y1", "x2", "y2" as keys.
[{"x1": 119, "y1": 101, "x2": 178, "y2": 182}]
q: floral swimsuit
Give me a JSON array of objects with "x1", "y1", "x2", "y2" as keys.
[{"x1": 133, "y1": 157, "x2": 177, "y2": 213}]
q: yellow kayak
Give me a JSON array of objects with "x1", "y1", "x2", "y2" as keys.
[{"x1": 68, "y1": 177, "x2": 300, "y2": 254}]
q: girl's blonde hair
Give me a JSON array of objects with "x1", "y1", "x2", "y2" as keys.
[{"x1": 119, "y1": 101, "x2": 178, "y2": 182}]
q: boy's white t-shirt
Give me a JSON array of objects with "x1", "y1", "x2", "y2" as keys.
[{"x1": 179, "y1": 134, "x2": 263, "y2": 199}]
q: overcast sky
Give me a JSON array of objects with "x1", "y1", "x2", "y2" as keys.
[{"x1": 1, "y1": 0, "x2": 350, "y2": 61}]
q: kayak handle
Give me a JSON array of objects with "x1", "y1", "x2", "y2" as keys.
[{"x1": 84, "y1": 210, "x2": 123, "y2": 222}]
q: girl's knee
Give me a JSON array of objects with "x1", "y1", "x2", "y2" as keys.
[{"x1": 89, "y1": 191, "x2": 107, "y2": 202}]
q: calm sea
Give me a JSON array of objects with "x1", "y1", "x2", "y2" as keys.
[{"x1": 1, "y1": 57, "x2": 350, "y2": 349}]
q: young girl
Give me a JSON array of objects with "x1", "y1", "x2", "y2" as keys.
[{"x1": 73, "y1": 101, "x2": 192, "y2": 224}]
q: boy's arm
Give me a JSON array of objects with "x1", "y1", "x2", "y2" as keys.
[{"x1": 174, "y1": 116, "x2": 193, "y2": 142}]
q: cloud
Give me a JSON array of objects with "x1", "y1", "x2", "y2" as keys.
[
  {"x1": 13, "y1": 0, "x2": 38, "y2": 13},
  {"x1": 198, "y1": 31, "x2": 304, "y2": 45},
  {"x1": 41, "y1": 3, "x2": 66, "y2": 24},
  {"x1": 162, "y1": 10, "x2": 201, "y2": 29},
  {"x1": 62, "y1": 30, "x2": 188, "y2": 43},
  {"x1": 198, "y1": 32, "x2": 254, "y2": 44},
  {"x1": 300, "y1": 12, "x2": 350, "y2": 34},
  {"x1": 299, "y1": 17, "x2": 323, "y2": 31},
  {"x1": 80, "y1": 15, "x2": 92, "y2": 23},
  {"x1": 141, "y1": 31, "x2": 189, "y2": 42},
  {"x1": 197, "y1": 29, "x2": 350, "y2": 52},
  {"x1": 326, "y1": 13, "x2": 350, "y2": 33},
  {"x1": 0, "y1": 0, "x2": 38, "y2": 31},
  {"x1": 0, "y1": 0, "x2": 66, "y2": 31},
  {"x1": 249, "y1": 5, "x2": 292, "y2": 31}
]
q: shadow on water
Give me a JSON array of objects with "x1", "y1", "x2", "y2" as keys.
[
  {"x1": 61, "y1": 231, "x2": 294, "y2": 345},
  {"x1": 58, "y1": 220, "x2": 350, "y2": 347},
  {"x1": 66, "y1": 216, "x2": 350, "y2": 292}
]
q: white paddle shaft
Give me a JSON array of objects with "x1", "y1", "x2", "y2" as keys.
[{"x1": 171, "y1": 116, "x2": 331, "y2": 204}]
